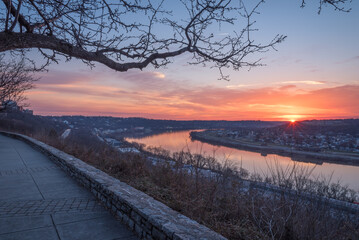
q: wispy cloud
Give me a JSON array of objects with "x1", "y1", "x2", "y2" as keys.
[
  {"x1": 248, "y1": 104, "x2": 296, "y2": 110},
  {"x1": 335, "y1": 56, "x2": 359, "y2": 64},
  {"x1": 226, "y1": 84, "x2": 251, "y2": 89},
  {"x1": 279, "y1": 80, "x2": 325, "y2": 85},
  {"x1": 36, "y1": 70, "x2": 96, "y2": 85},
  {"x1": 279, "y1": 85, "x2": 296, "y2": 90},
  {"x1": 153, "y1": 72, "x2": 166, "y2": 79}
]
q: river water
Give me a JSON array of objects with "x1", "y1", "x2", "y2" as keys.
[{"x1": 126, "y1": 130, "x2": 359, "y2": 191}]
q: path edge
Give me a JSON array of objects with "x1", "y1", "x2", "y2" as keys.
[{"x1": 0, "y1": 131, "x2": 227, "y2": 240}]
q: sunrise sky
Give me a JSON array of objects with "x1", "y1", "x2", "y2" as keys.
[{"x1": 27, "y1": 1, "x2": 359, "y2": 121}]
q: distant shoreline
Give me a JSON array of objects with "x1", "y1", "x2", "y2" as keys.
[{"x1": 190, "y1": 131, "x2": 359, "y2": 166}]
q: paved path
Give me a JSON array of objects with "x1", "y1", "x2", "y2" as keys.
[{"x1": 0, "y1": 134, "x2": 138, "y2": 240}]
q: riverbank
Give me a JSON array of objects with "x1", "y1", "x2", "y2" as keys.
[{"x1": 190, "y1": 131, "x2": 359, "y2": 166}]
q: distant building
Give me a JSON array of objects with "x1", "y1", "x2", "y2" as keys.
[
  {"x1": 0, "y1": 100, "x2": 34, "y2": 115},
  {"x1": 105, "y1": 138, "x2": 122, "y2": 147},
  {"x1": 61, "y1": 129, "x2": 71, "y2": 139},
  {"x1": 23, "y1": 109, "x2": 33, "y2": 115},
  {"x1": 1, "y1": 100, "x2": 21, "y2": 112},
  {"x1": 118, "y1": 147, "x2": 140, "y2": 153},
  {"x1": 2, "y1": 101, "x2": 31, "y2": 112}
]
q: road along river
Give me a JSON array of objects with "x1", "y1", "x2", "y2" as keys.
[{"x1": 126, "y1": 130, "x2": 359, "y2": 191}]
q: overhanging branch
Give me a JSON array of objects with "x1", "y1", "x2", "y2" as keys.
[{"x1": 0, "y1": 32, "x2": 190, "y2": 71}]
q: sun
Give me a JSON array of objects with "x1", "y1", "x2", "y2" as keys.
[{"x1": 290, "y1": 119, "x2": 296, "y2": 123}]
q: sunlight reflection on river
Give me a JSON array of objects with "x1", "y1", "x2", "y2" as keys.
[{"x1": 126, "y1": 130, "x2": 359, "y2": 191}]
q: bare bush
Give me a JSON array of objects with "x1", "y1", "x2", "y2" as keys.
[{"x1": 258, "y1": 159, "x2": 358, "y2": 202}]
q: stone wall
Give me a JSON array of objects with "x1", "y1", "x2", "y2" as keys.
[{"x1": 1, "y1": 132, "x2": 226, "y2": 240}]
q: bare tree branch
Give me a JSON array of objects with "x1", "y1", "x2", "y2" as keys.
[
  {"x1": 0, "y1": 0, "x2": 352, "y2": 79},
  {"x1": 0, "y1": 56, "x2": 37, "y2": 107},
  {"x1": 301, "y1": 0, "x2": 351, "y2": 13}
]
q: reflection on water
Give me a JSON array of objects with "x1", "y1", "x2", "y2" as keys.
[{"x1": 126, "y1": 130, "x2": 359, "y2": 191}]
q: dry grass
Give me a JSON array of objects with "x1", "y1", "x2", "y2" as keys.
[{"x1": 1, "y1": 121, "x2": 358, "y2": 240}]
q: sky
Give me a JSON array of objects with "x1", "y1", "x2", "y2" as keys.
[{"x1": 26, "y1": 0, "x2": 359, "y2": 121}]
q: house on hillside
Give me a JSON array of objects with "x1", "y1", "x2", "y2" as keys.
[
  {"x1": 0, "y1": 100, "x2": 21, "y2": 112},
  {"x1": 23, "y1": 109, "x2": 33, "y2": 115},
  {"x1": 1, "y1": 100, "x2": 33, "y2": 115}
]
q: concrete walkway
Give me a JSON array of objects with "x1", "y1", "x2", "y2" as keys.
[{"x1": 0, "y1": 134, "x2": 138, "y2": 240}]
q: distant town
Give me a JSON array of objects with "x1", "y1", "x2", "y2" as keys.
[
  {"x1": 1, "y1": 100, "x2": 359, "y2": 157},
  {"x1": 200, "y1": 120, "x2": 359, "y2": 153}
]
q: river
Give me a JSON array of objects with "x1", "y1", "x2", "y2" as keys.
[{"x1": 126, "y1": 130, "x2": 359, "y2": 191}]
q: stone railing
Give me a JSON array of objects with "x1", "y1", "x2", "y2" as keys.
[{"x1": 1, "y1": 132, "x2": 226, "y2": 240}]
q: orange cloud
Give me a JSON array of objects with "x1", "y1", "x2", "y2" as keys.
[
  {"x1": 27, "y1": 79, "x2": 359, "y2": 121},
  {"x1": 279, "y1": 81, "x2": 325, "y2": 85}
]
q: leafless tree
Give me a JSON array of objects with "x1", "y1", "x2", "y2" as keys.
[
  {"x1": 0, "y1": 0, "x2": 351, "y2": 79},
  {"x1": 0, "y1": 57, "x2": 37, "y2": 107}
]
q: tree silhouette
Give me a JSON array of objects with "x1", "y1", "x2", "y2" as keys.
[
  {"x1": 0, "y1": 57, "x2": 37, "y2": 107},
  {"x1": 0, "y1": 0, "x2": 351, "y2": 79}
]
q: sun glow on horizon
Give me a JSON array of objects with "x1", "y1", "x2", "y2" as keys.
[{"x1": 290, "y1": 119, "x2": 296, "y2": 123}]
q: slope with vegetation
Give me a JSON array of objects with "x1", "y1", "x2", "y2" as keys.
[{"x1": 1, "y1": 112, "x2": 358, "y2": 240}]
